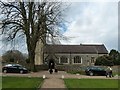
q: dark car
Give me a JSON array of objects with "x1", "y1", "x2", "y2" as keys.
[
  {"x1": 2, "y1": 64, "x2": 28, "y2": 74},
  {"x1": 85, "y1": 66, "x2": 106, "y2": 76}
]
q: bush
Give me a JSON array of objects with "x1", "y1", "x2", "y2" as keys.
[
  {"x1": 26, "y1": 58, "x2": 30, "y2": 63},
  {"x1": 95, "y1": 49, "x2": 120, "y2": 66},
  {"x1": 95, "y1": 55, "x2": 113, "y2": 66}
]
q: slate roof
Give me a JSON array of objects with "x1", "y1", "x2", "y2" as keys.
[{"x1": 43, "y1": 44, "x2": 108, "y2": 54}]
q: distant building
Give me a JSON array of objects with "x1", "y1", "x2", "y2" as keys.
[{"x1": 35, "y1": 44, "x2": 108, "y2": 66}]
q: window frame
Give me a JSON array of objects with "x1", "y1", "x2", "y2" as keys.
[
  {"x1": 73, "y1": 56, "x2": 82, "y2": 64},
  {"x1": 91, "y1": 56, "x2": 95, "y2": 63},
  {"x1": 60, "y1": 56, "x2": 68, "y2": 64}
]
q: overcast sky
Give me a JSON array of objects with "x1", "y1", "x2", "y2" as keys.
[
  {"x1": 61, "y1": 1, "x2": 118, "y2": 52},
  {"x1": 0, "y1": 0, "x2": 119, "y2": 55}
]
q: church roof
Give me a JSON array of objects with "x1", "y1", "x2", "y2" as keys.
[{"x1": 43, "y1": 44, "x2": 108, "y2": 54}]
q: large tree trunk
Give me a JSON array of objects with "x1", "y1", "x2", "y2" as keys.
[
  {"x1": 26, "y1": 36, "x2": 37, "y2": 71},
  {"x1": 29, "y1": 50, "x2": 36, "y2": 71}
]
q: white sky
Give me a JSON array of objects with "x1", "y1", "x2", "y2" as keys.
[{"x1": 60, "y1": 1, "x2": 118, "y2": 51}]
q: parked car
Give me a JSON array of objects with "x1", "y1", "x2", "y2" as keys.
[
  {"x1": 85, "y1": 66, "x2": 106, "y2": 76},
  {"x1": 2, "y1": 64, "x2": 28, "y2": 74}
]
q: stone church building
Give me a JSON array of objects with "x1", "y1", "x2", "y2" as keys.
[{"x1": 35, "y1": 42, "x2": 108, "y2": 66}]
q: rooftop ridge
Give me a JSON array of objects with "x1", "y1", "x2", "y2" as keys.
[
  {"x1": 44, "y1": 44, "x2": 108, "y2": 54},
  {"x1": 46, "y1": 44, "x2": 105, "y2": 46}
]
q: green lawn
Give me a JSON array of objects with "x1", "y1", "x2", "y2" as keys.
[
  {"x1": 64, "y1": 79, "x2": 119, "y2": 90},
  {"x1": 113, "y1": 72, "x2": 120, "y2": 76},
  {"x1": 2, "y1": 76, "x2": 43, "y2": 90}
]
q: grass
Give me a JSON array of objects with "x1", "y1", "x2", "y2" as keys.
[
  {"x1": 2, "y1": 76, "x2": 43, "y2": 90},
  {"x1": 113, "y1": 72, "x2": 120, "y2": 76},
  {"x1": 64, "y1": 78, "x2": 118, "y2": 89}
]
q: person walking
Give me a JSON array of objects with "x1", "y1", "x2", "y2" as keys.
[
  {"x1": 106, "y1": 66, "x2": 113, "y2": 78},
  {"x1": 49, "y1": 68, "x2": 53, "y2": 74},
  {"x1": 109, "y1": 66, "x2": 113, "y2": 77}
]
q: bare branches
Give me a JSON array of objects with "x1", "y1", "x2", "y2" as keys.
[
  {"x1": 0, "y1": 1, "x2": 68, "y2": 70},
  {"x1": 0, "y1": 0, "x2": 68, "y2": 45}
]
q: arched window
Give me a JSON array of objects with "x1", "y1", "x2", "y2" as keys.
[
  {"x1": 74, "y1": 56, "x2": 82, "y2": 63},
  {"x1": 60, "y1": 56, "x2": 68, "y2": 63},
  {"x1": 91, "y1": 57, "x2": 95, "y2": 63}
]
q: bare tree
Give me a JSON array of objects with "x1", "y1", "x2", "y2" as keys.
[{"x1": 0, "y1": 0, "x2": 66, "y2": 71}]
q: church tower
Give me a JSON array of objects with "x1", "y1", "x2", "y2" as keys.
[{"x1": 34, "y1": 39, "x2": 44, "y2": 65}]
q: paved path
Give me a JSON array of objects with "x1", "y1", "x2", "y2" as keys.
[
  {"x1": 40, "y1": 71, "x2": 67, "y2": 89},
  {"x1": 41, "y1": 78, "x2": 66, "y2": 88}
]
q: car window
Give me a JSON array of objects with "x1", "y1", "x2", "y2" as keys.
[
  {"x1": 12, "y1": 66, "x2": 18, "y2": 68},
  {"x1": 18, "y1": 66, "x2": 23, "y2": 69},
  {"x1": 13, "y1": 64, "x2": 21, "y2": 67},
  {"x1": 91, "y1": 67, "x2": 97, "y2": 70},
  {"x1": 97, "y1": 67, "x2": 104, "y2": 70}
]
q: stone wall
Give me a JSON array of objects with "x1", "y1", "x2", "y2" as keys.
[
  {"x1": 44, "y1": 53, "x2": 102, "y2": 66},
  {"x1": 56, "y1": 65, "x2": 86, "y2": 71},
  {"x1": 35, "y1": 64, "x2": 119, "y2": 73},
  {"x1": 35, "y1": 65, "x2": 49, "y2": 71}
]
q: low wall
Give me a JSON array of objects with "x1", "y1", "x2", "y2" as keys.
[
  {"x1": 35, "y1": 64, "x2": 119, "y2": 73},
  {"x1": 35, "y1": 65, "x2": 49, "y2": 71},
  {"x1": 35, "y1": 64, "x2": 88, "y2": 71},
  {"x1": 56, "y1": 65, "x2": 87, "y2": 71}
]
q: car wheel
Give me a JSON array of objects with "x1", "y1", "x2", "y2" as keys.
[
  {"x1": 20, "y1": 70, "x2": 23, "y2": 74},
  {"x1": 3, "y1": 70, "x2": 7, "y2": 73},
  {"x1": 89, "y1": 71, "x2": 94, "y2": 76}
]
